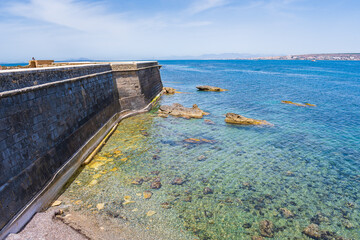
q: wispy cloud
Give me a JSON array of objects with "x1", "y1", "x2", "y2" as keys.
[
  {"x1": 4, "y1": 0, "x2": 130, "y2": 33},
  {"x1": 187, "y1": 0, "x2": 229, "y2": 15}
]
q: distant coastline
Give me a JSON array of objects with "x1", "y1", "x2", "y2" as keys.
[{"x1": 249, "y1": 53, "x2": 360, "y2": 61}]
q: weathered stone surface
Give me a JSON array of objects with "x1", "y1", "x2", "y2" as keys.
[
  {"x1": 163, "y1": 87, "x2": 176, "y2": 94},
  {"x1": 196, "y1": 85, "x2": 228, "y2": 92},
  {"x1": 225, "y1": 113, "x2": 272, "y2": 126},
  {"x1": 259, "y1": 220, "x2": 274, "y2": 238},
  {"x1": 158, "y1": 103, "x2": 209, "y2": 119}
]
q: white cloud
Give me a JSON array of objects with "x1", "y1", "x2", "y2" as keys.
[
  {"x1": 4, "y1": 0, "x2": 130, "y2": 33},
  {"x1": 187, "y1": 0, "x2": 228, "y2": 15}
]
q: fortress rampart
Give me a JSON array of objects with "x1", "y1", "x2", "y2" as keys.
[{"x1": 0, "y1": 62, "x2": 162, "y2": 238}]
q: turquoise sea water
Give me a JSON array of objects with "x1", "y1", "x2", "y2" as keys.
[{"x1": 61, "y1": 60, "x2": 360, "y2": 239}]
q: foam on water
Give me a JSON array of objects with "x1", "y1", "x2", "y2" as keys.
[{"x1": 61, "y1": 60, "x2": 360, "y2": 239}]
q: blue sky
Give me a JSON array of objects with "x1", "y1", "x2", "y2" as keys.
[{"x1": 0, "y1": 0, "x2": 360, "y2": 62}]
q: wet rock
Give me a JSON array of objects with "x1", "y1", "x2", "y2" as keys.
[
  {"x1": 196, "y1": 85, "x2": 228, "y2": 92},
  {"x1": 204, "y1": 119, "x2": 215, "y2": 125},
  {"x1": 184, "y1": 138, "x2": 216, "y2": 144},
  {"x1": 252, "y1": 237, "x2": 264, "y2": 240},
  {"x1": 150, "y1": 181, "x2": 162, "y2": 189},
  {"x1": 143, "y1": 191, "x2": 153, "y2": 199},
  {"x1": 310, "y1": 213, "x2": 329, "y2": 225},
  {"x1": 161, "y1": 202, "x2": 172, "y2": 209},
  {"x1": 281, "y1": 100, "x2": 307, "y2": 107},
  {"x1": 152, "y1": 155, "x2": 160, "y2": 160},
  {"x1": 197, "y1": 155, "x2": 207, "y2": 161},
  {"x1": 131, "y1": 178, "x2": 144, "y2": 185},
  {"x1": 279, "y1": 208, "x2": 295, "y2": 218},
  {"x1": 171, "y1": 177, "x2": 186, "y2": 185},
  {"x1": 158, "y1": 103, "x2": 209, "y2": 119},
  {"x1": 203, "y1": 187, "x2": 213, "y2": 194},
  {"x1": 259, "y1": 220, "x2": 274, "y2": 238},
  {"x1": 243, "y1": 223, "x2": 252, "y2": 228},
  {"x1": 302, "y1": 224, "x2": 346, "y2": 239},
  {"x1": 225, "y1": 113, "x2": 272, "y2": 126},
  {"x1": 183, "y1": 196, "x2": 192, "y2": 202},
  {"x1": 303, "y1": 224, "x2": 322, "y2": 239},
  {"x1": 163, "y1": 87, "x2": 176, "y2": 94}
]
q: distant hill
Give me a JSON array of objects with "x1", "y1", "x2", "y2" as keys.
[{"x1": 253, "y1": 53, "x2": 360, "y2": 61}]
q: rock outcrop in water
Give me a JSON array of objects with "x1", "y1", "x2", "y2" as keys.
[
  {"x1": 282, "y1": 101, "x2": 316, "y2": 107},
  {"x1": 163, "y1": 87, "x2": 176, "y2": 94},
  {"x1": 303, "y1": 224, "x2": 348, "y2": 240},
  {"x1": 279, "y1": 208, "x2": 295, "y2": 218},
  {"x1": 225, "y1": 113, "x2": 272, "y2": 126},
  {"x1": 259, "y1": 220, "x2": 274, "y2": 238},
  {"x1": 158, "y1": 103, "x2": 209, "y2": 119},
  {"x1": 196, "y1": 85, "x2": 228, "y2": 92}
]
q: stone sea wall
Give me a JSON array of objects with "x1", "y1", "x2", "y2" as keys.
[{"x1": 0, "y1": 62, "x2": 162, "y2": 235}]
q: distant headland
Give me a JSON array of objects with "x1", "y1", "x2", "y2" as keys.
[{"x1": 250, "y1": 53, "x2": 360, "y2": 61}]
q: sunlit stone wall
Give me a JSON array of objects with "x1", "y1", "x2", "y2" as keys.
[{"x1": 0, "y1": 61, "x2": 162, "y2": 231}]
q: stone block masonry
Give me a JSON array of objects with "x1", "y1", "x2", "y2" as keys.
[{"x1": 0, "y1": 61, "x2": 162, "y2": 238}]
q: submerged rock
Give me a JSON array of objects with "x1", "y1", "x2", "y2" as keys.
[
  {"x1": 203, "y1": 187, "x2": 213, "y2": 194},
  {"x1": 252, "y1": 236, "x2": 264, "y2": 240},
  {"x1": 184, "y1": 138, "x2": 216, "y2": 144},
  {"x1": 150, "y1": 180, "x2": 162, "y2": 189},
  {"x1": 225, "y1": 113, "x2": 272, "y2": 126},
  {"x1": 303, "y1": 224, "x2": 322, "y2": 239},
  {"x1": 281, "y1": 100, "x2": 307, "y2": 107},
  {"x1": 171, "y1": 177, "x2": 186, "y2": 185},
  {"x1": 259, "y1": 220, "x2": 274, "y2": 238},
  {"x1": 158, "y1": 103, "x2": 209, "y2": 119},
  {"x1": 161, "y1": 202, "x2": 172, "y2": 209},
  {"x1": 197, "y1": 155, "x2": 207, "y2": 161},
  {"x1": 183, "y1": 196, "x2": 192, "y2": 202},
  {"x1": 131, "y1": 178, "x2": 144, "y2": 185},
  {"x1": 163, "y1": 87, "x2": 176, "y2": 94},
  {"x1": 310, "y1": 213, "x2": 329, "y2": 225},
  {"x1": 279, "y1": 208, "x2": 295, "y2": 218},
  {"x1": 143, "y1": 191, "x2": 153, "y2": 199},
  {"x1": 196, "y1": 85, "x2": 228, "y2": 92},
  {"x1": 204, "y1": 119, "x2": 215, "y2": 125}
]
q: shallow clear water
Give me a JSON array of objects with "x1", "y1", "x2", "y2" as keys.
[{"x1": 62, "y1": 60, "x2": 360, "y2": 239}]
